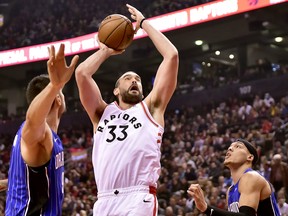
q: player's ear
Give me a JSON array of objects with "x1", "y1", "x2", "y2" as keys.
[
  {"x1": 248, "y1": 154, "x2": 254, "y2": 163},
  {"x1": 53, "y1": 94, "x2": 62, "y2": 107},
  {"x1": 51, "y1": 94, "x2": 61, "y2": 110},
  {"x1": 113, "y1": 88, "x2": 119, "y2": 96}
]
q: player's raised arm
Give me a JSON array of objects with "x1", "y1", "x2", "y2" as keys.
[
  {"x1": 75, "y1": 42, "x2": 124, "y2": 128},
  {"x1": 22, "y1": 44, "x2": 78, "y2": 166},
  {"x1": 127, "y1": 4, "x2": 179, "y2": 122}
]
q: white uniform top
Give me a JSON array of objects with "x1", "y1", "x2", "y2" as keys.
[{"x1": 92, "y1": 101, "x2": 164, "y2": 193}]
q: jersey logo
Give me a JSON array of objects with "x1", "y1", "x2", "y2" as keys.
[
  {"x1": 97, "y1": 113, "x2": 142, "y2": 133},
  {"x1": 55, "y1": 151, "x2": 64, "y2": 169},
  {"x1": 229, "y1": 202, "x2": 240, "y2": 212},
  {"x1": 106, "y1": 125, "x2": 128, "y2": 143},
  {"x1": 143, "y1": 199, "x2": 151, "y2": 203}
]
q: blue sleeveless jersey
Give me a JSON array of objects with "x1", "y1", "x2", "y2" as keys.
[
  {"x1": 5, "y1": 123, "x2": 65, "y2": 216},
  {"x1": 228, "y1": 168, "x2": 280, "y2": 216}
]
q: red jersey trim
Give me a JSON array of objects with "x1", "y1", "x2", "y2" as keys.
[
  {"x1": 140, "y1": 101, "x2": 159, "y2": 127},
  {"x1": 113, "y1": 101, "x2": 122, "y2": 110},
  {"x1": 149, "y1": 186, "x2": 157, "y2": 216}
]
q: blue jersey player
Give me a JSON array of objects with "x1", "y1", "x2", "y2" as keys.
[
  {"x1": 5, "y1": 44, "x2": 79, "y2": 216},
  {"x1": 188, "y1": 138, "x2": 280, "y2": 216}
]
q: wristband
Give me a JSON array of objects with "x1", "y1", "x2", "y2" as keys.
[
  {"x1": 204, "y1": 205, "x2": 214, "y2": 216},
  {"x1": 140, "y1": 18, "x2": 146, "y2": 29}
]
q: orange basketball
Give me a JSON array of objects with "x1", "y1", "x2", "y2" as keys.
[{"x1": 98, "y1": 14, "x2": 134, "y2": 51}]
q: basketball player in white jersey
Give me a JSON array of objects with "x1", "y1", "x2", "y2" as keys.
[{"x1": 75, "y1": 4, "x2": 178, "y2": 216}]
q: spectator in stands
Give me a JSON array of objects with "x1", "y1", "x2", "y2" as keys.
[
  {"x1": 278, "y1": 196, "x2": 288, "y2": 216},
  {"x1": 0, "y1": 0, "x2": 216, "y2": 51},
  {"x1": 259, "y1": 156, "x2": 271, "y2": 180},
  {"x1": 270, "y1": 154, "x2": 288, "y2": 199},
  {"x1": 264, "y1": 93, "x2": 275, "y2": 108},
  {"x1": 253, "y1": 94, "x2": 263, "y2": 110}
]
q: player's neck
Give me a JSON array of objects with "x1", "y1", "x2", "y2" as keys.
[
  {"x1": 230, "y1": 164, "x2": 251, "y2": 184},
  {"x1": 46, "y1": 112, "x2": 60, "y2": 133},
  {"x1": 118, "y1": 101, "x2": 137, "y2": 110}
]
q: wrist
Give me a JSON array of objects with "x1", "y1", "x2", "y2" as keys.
[
  {"x1": 48, "y1": 82, "x2": 63, "y2": 91},
  {"x1": 204, "y1": 205, "x2": 213, "y2": 216},
  {"x1": 98, "y1": 46, "x2": 113, "y2": 59},
  {"x1": 140, "y1": 18, "x2": 146, "y2": 29}
]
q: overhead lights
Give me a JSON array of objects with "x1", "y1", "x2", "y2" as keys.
[
  {"x1": 215, "y1": 50, "x2": 220, "y2": 55},
  {"x1": 195, "y1": 40, "x2": 203, "y2": 46},
  {"x1": 229, "y1": 54, "x2": 234, "y2": 59},
  {"x1": 274, "y1": 37, "x2": 283, "y2": 43}
]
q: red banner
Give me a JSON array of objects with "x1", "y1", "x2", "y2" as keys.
[
  {"x1": 70, "y1": 148, "x2": 88, "y2": 161},
  {"x1": 0, "y1": 0, "x2": 287, "y2": 68}
]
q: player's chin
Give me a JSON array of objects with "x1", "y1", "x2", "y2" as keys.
[
  {"x1": 126, "y1": 95, "x2": 142, "y2": 104},
  {"x1": 223, "y1": 159, "x2": 230, "y2": 166},
  {"x1": 128, "y1": 91, "x2": 141, "y2": 99}
]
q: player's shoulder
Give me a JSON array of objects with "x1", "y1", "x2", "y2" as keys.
[
  {"x1": 101, "y1": 102, "x2": 114, "y2": 112},
  {"x1": 240, "y1": 170, "x2": 266, "y2": 187},
  {"x1": 242, "y1": 169, "x2": 264, "y2": 179}
]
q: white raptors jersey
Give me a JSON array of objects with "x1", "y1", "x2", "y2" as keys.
[{"x1": 92, "y1": 101, "x2": 164, "y2": 192}]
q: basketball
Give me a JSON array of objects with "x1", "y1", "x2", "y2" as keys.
[{"x1": 98, "y1": 14, "x2": 134, "y2": 51}]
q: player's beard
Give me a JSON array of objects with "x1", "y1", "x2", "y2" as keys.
[{"x1": 121, "y1": 90, "x2": 142, "y2": 104}]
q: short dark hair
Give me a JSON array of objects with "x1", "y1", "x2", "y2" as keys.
[
  {"x1": 26, "y1": 74, "x2": 50, "y2": 105},
  {"x1": 115, "y1": 78, "x2": 120, "y2": 88}
]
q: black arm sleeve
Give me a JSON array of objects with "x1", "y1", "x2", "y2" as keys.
[{"x1": 204, "y1": 205, "x2": 256, "y2": 216}]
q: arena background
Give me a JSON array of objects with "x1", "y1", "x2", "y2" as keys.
[{"x1": 0, "y1": 0, "x2": 288, "y2": 215}]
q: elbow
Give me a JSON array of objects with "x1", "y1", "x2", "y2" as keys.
[
  {"x1": 172, "y1": 47, "x2": 179, "y2": 59},
  {"x1": 173, "y1": 50, "x2": 179, "y2": 64},
  {"x1": 75, "y1": 63, "x2": 88, "y2": 83},
  {"x1": 75, "y1": 63, "x2": 84, "y2": 78},
  {"x1": 166, "y1": 47, "x2": 179, "y2": 63},
  {"x1": 170, "y1": 49, "x2": 179, "y2": 71}
]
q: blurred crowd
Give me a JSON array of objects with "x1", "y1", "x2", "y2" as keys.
[
  {"x1": 0, "y1": 0, "x2": 216, "y2": 51},
  {"x1": 157, "y1": 91, "x2": 288, "y2": 215},
  {"x1": 1, "y1": 0, "x2": 288, "y2": 215},
  {"x1": 176, "y1": 59, "x2": 288, "y2": 95},
  {"x1": 1, "y1": 90, "x2": 288, "y2": 215}
]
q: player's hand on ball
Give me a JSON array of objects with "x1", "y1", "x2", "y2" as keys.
[
  {"x1": 126, "y1": 4, "x2": 145, "y2": 33},
  {"x1": 97, "y1": 38, "x2": 125, "y2": 56}
]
